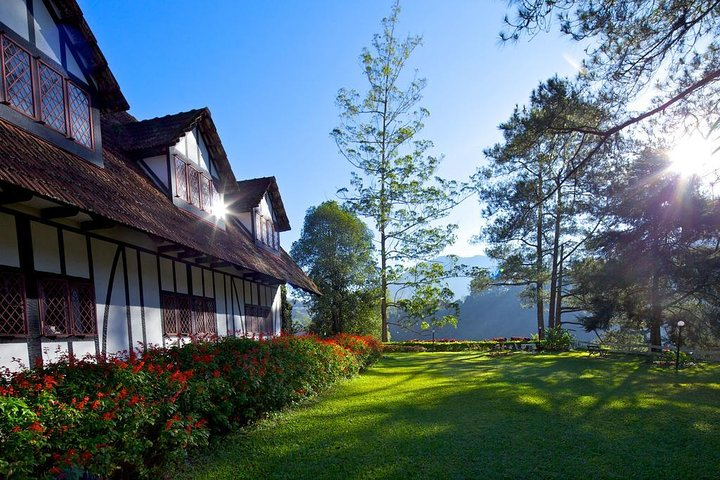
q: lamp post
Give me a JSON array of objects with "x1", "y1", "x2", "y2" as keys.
[{"x1": 675, "y1": 320, "x2": 686, "y2": 371}]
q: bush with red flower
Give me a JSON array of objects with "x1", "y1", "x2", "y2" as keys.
[{"x1": 0, "y1": 334, "x2": 381, "y2": 479}]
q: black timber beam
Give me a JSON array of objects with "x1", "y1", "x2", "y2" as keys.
[
  {"x1": 157, "y1": 244, "x2": 185, "y2": 253},
  {"x1": 177, "y1": 250, "x2": 202, "y2": 259},
  {"x1": 81, "y1": 218, "x2": 115, "y2": 231},
  {"x1": 210, "y1": 261, "x2": 230, "y2": 269},
  {"x1": 194, "y1": 256, "x2": 213, "y2": 264},
  {"x1": 41, "y1": 206, "x2": 80, "y2": 219},
  {"x1": 0, "y1": 189, "x2": 33, "y2": 205}
]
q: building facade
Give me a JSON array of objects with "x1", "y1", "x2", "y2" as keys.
[{"x1": 0, "y1": 0, "x2": 317, "y2": 369}]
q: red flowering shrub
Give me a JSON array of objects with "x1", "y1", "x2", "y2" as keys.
[{"x1": 0, "y1": 334, "x2": 381, "y2": 479}]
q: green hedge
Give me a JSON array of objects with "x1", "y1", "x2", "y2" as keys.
[
  {"x1": 384, "y1": 338, "x2": 536, "y2": 352},
  {"x1": 0, "y1": 334, "x2": 381, "y2": 479}
]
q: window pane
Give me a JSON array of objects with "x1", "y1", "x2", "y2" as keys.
[
  {"x1": 200, "y1": 176, "x2": 211, "y2": 211},
  {"x1": 39, "y1": 278, "x2": 69, "y2": 335},
  {"x1": 0, "y1": 272, "x2": 27, "y2": 336},
  {"x1": 69, "y1": 282, "x2": 97, "y2": 335},
  {"x1": 205, "y1": 299, "x2": 217, "y2": 334},
  {"x1": 174, "y1": 156, "x2": 188, "y2": 201},
  {"x1": 2, "y1": 37, "x2": 34, "y2": 116},
  {"x1": 211, "y1": 184, "x2": 221, "y2": 213},
  {"x1": 38, "y1": 63, "x2": 66, "y2": 133},
  {"x1": 161, "y1": 293, "x2": 178, "y2": 335},
  {"x1": 67, "y1": 82, "x2": 92, "y2": 149},
  {"x1": 189, "y1": 169, "x2": 201, "y2": 208},
  {"x1": 192, "y1": 297, "x2": 205, "y2": 334},
  {"x1": 177, "y1": 296, "x2": 192, "y2": 335}
]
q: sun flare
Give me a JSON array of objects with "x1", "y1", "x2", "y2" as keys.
[{"x1": 667, "y1": 134, "x2": 716, "y2": 178}]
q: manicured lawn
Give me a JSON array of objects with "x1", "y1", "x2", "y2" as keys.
[{"x1": 178, "y1": 352, "x2": 720, "y2": 479}]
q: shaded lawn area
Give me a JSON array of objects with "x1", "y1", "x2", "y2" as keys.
[{"x1": 178, "y1": 352, "x2": 720, "y2": 479}]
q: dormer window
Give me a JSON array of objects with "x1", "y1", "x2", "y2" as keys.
[
  {"x1": 1, "y1": 34, "x2": 93, "y2": 150},
  {"x1": 255, "y1": 210, "x2": 279, "y2": 250},
  {"x1": 174, "y1": 154, "x2": 221, "y2": 215}
]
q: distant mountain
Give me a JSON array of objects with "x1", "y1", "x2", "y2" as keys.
[
  {"x1": 389, "y1": 255, "x2": 594, "y2": 342},
  {"x1": 292, "y1": 254, "x2": 593, "y2": 342},
  {"x1": 390, "y1": 285, "x2": 594, "y2": 341}
]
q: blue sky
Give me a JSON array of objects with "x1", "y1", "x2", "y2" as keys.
[{"x1": 78, "y1": 0, "x2": 584, "y2": 257}]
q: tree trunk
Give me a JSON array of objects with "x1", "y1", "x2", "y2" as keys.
[
  {"x1": 381, "y1": 228, "x2": 388, "y2": 342},
  {"x1": 535, "y1": 173, "x2": 545, "y2": 340},
  {"x1": 648, "y1": 221, "x2": 662, "y2": 351},
  {"x1": 548, "y1": 183, "x2": 562, "y2": 329},
  {"x1": 649, "y1": 271, "x2": 662, "y2": 352},
  {"x1": 554, "y1": 244, "x2": 564, "y2": 328}
]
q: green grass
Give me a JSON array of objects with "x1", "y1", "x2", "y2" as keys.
[{"x1": 177, "y1": 352, "x2": 720, "y2": 479}]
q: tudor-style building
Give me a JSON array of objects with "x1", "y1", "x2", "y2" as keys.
[{"x1": 0, "y1": 0, "x2": 318, "y2": 369}]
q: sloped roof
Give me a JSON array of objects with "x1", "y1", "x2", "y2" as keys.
[
  {"x1": 230, "y1": 177, "x2": 291, "y2": 231},
  {"x1": 112, "y1": 109, "x2": 206, "y2": 155},
  {"x1": 106, "y1": 108, "x2": 238, "y2": 193},
  {"x1": 0, "y1": 117, "x2": 318, "y2": 294},
  {"x1": 53, "y1": 0, "x2": 128, "y2": 111}
]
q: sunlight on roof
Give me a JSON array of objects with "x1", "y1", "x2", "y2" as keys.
[{"x1": 667, "y1": 133, "x2": 716, "y2": 178}]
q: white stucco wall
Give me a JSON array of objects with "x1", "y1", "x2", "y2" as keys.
[
  {"x1": 32, "y1": 0, "x2": 61, "y2": 63},
  {"x1": 0, "y1": 0, "x2": 30, "y2": 41},
  {"x1": 143, "y1": 155, "x2": 169, "y2": 189},
  {"x1": 31, "y1": 221, "x2": 61, "y2": 274}
]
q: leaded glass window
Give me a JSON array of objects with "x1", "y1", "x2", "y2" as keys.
[
  {"x1": 67, "y1": 82, "x2": 92, "y2": 148},
  {"x1": 38, "y1": 62, "x2": 66, "y2": 133},
  {"x1": 2, "y1": 37, "x2": 34, "y2": 116},
  {"x1": 0, "y1": 271, "x2": 27, "y2": 337}
]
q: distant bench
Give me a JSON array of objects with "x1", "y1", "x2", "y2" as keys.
[{"x1": 587, "y1": 344, "x2": 609, "y2": 356}]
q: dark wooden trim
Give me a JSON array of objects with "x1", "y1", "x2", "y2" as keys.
[
  {"x1": 26, "y1": 0, "x2": 35, "y2": 46},
  {"x1": 229, "y1": 276, "x2": 235, "y2": 335},
  {"x1": 137, "y1": 158, "x2": 171, "y2": 197},
  {"x1": 57, "y1": 226, "x2": 65, "y2": 275},
  {"x1": 86, "y1": 234, "x2": 99, "y2": 356},
  {"x1": 0, "y1": 29, "x2": 6, "y2": 105},
  {"x1": 201, "y1": 266, "x2": 206, "y2": 297},
  {"x1": 100, "y1": 244, "x2": 121, "y2": 355},
  {"x1": 210, "y1": 261, "x2": 229, "y2": 269},
  {"x1": 0, "y1": 189, "x2": 33, "y2": 205},
  {"x1": 41, "y1": 206, "x2": 79, "y2": 219},
  {"x1": 81, "y1": 219, "x2": 115, "y2": 231},
  {"x1": 155, "y1": 253, "x2": 165, "y2": 349},
  {"x1": 233, "y1": 279, "x2": 244, "y2": 336},
  {"x1": 194, "y1": 256, "x2": 213, "y2": 264},
  {"x1": 121, "y1": 246, "x2": 132, "y2": 352},
  {"x1": 158, "y1": 244, "x2": 185, "y2": 253},
  {"x1": 136, "y1": 250, "x2": 147, "y2": 350},
  {"x1": 177, "y1": 250, "x2": 201, "y2": 259},
  {"x1": 186, "y1": 263, "x2": 193, "y2": 296},
  {"x1": 15, "y1": 216, "x2": 40, "y2": 363}
]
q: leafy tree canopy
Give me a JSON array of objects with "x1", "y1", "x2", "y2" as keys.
[{"x1": 290, "y1": 201, "x2": 380, "y2": 337}]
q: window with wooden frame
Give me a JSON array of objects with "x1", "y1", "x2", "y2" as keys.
[
  {"x1": 244, "y1": 303, "x2": 272, "y2": 335},
  {"x1": 173, "y1": 155, "x2": 220, "y2": 216},
  {"x1": 38, "y1": 277, "x2": 97, "y2": 337},
  {"x1": 0, "y1": 34, "x2": 94, "y2": 150},
  {"x1": 254, "y1": 212, "x2": 279, "y2": 250},
  {"x1": 161, "y1": 291, "x2": 217, "y2": 337},
  {"x1": 0, "y1": 270, "x2": 28, "y2": 337}
]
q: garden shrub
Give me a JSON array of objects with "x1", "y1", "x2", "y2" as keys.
[
  {"x1": 542, "y1": 327, "x2": 575, "y2": 352},
  {"x1": 0, "y1": 334, "x2": 381, "y2": 480}
]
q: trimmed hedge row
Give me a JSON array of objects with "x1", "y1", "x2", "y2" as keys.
[
  {"x1": 0, "y1": 334, "x2": 382, "y2": 479},
  {"x1": 384, "y1": 339, "x2": 536, "y2": 352}
]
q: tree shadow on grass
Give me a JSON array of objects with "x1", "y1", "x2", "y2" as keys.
[{"x1": 182, "y1": 353, "x2": 720, "y2": 480}]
